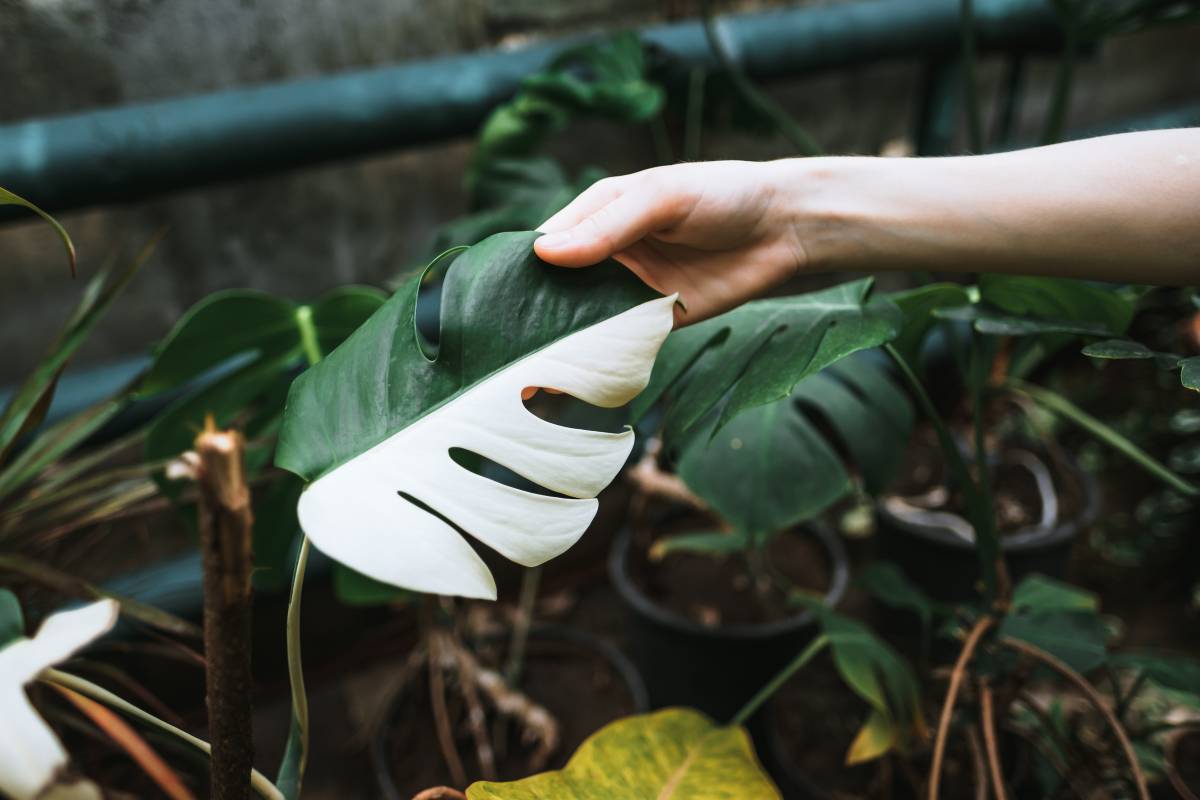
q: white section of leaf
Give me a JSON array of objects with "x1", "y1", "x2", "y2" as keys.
[
  {"x1": 298, "y1": 294, "x2": 676, "y2": 600},
  {"x1": 0, "y1": 600, "x2": 117, "y2": 800}
]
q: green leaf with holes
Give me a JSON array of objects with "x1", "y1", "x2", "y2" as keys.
[{"x1": 467, "y1": 708, "x2": 780, "y2": 799}]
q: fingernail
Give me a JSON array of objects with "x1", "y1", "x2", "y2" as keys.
[{"x1": 537, "y1": 231, "x2": 572, "y2": 249}]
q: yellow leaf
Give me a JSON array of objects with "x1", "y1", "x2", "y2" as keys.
[
  {"x1": 467, "y1": 707, "x2": 780, "y2": 799},
  {"x1": 845, "y1": 710, "x2": 896, "y2": 765}
]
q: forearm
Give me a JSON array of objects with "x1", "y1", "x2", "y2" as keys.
[{"x1": 789, "y1": 130, "x2": 1200, "y2": 285}]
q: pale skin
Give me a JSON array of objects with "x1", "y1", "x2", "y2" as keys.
[{"x1": 533, "y1": 129, "x2": 1200, "y2": 327}]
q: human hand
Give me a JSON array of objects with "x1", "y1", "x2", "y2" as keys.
[{"x1": 534, "y1": 161, "x2": 810, "y2": 326}]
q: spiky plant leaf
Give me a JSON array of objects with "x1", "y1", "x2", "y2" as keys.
[{"x1": 275, "y1": 231, "x2": 673, "y2": 599}]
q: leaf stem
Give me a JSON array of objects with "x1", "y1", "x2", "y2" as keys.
[
  {"x1": 730, "y1": 634, "x2": 828, "y2": 727},
  {"x1": 294, "y1": 306, "x2": 322, "y2": 369},
  {"x1": 43, "y1": 669, "x2": 285, "y2": 800},
  {"x1": 504, "y1": 565, "x2": 541, "y2": 685},
  {"x1": 276, "y1": 537, "x2": 311, "y2": 799},
  {"x1": 1006, "y1": 379, "x2": 1199, "y2": 497}
]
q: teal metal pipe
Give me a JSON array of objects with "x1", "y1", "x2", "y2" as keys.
[{"x1": 0, "y1": 0, "x2": 1061, "y2": 220}]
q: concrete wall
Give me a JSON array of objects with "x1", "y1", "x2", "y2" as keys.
[{"x1": 1, "y1": 0, "x2": 1198, "y2": 383}]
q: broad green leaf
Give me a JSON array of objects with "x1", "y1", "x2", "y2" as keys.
[
  {"x1": 145, "y1": 287, "x2": 384, "y2": 473},
  {"x1": 676, "y1": 354, "x2": 911, "y2": 538},
  {"x1": 978, "y1": 275, "x2": 1134, "y2": 335},
  {"x1": 0, "y1": 187, "x2": 75, "y2": 277},
  {"x1": 275, "y1": 231, "x2": 673, "y2": 599},
  {"x1": 887, "y1": 283, "x2": 970, "y2": 363},
  {"x1": 0, "y1": 241, "x2": 152, "y2": 466},
  {"x1": 1110, "y1": 652, "x2": 1200, "y2": 696},
  {"x1": 1081, "y1": 339, "x2": 1155, "y2": 360},
  {"x1": 633, "y1": 279, "x2": 901, "y2": 444},
  {"x1": 0, "y1": 590, "x2": 23, "y2": 648},
  {"x1": 466, "y1": 708, "x2": 780, "y2": 799},
  {"x1": 1181, "y1": 356, "x2": 1200, "y2": 392},
  {"x1": 999, "y1": 608, "x2": 1110, "y2": 675},
  {"x1": 934, "y1": 305, "x2": 1113, "y2": 337},
  {"x1": 1010, "y1": 574, "x2": 1097, "y2": 613}
]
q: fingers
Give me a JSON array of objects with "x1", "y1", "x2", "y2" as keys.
[
  {"x1": 535, "y1": 186, "x2": 684, "y2": 267},
  {"x1": 538, "y1": 177, "x2": 625, "y2": 234}
]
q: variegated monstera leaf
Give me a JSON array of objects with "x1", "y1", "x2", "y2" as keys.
[
  {"x1": 276, "y1": 231, "x2": 673, "y2": 599},
  {"x1": 0, "y1": 593, "x2": 117, "y2": 800}
]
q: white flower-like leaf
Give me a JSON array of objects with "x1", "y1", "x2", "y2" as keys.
[
  {"x1": 276, "y1": 232, "x2": 674, "y2": 600},
  {"x1": 0, "y1": 599, "x2": 117, "y2": 800}
]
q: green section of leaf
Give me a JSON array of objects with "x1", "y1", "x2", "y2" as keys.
[
  {"x1": 1010, "y1": 574, "x2": 1098, "y2": 613},
  {"x1": 999, "y1": 609, "x2": 1110, "y2": 675},
  {"x1": 0, "y1": 589, "x2": 25, "y2": 647},
  {"x1": 857, "y1": 562, "x2": 939, "y2": 636},
  {"x1": 1180, "y1": 356, "x2": 1200, "y2": 392},
  {"x1": 1110, "y1": 652, "x2": 1200, "y2": 693},
  {"x1": 846, "y1": 709, "x2": 897, "y2": 766},
  {"x1": 1081, "y1": 339, "x2": 1155, "y2": 360},
  {"x1": 0, "y1": 240, "x2": 152, "y2": 465},
  {"x1": 886, "y1": 283, "x2": 970, "y2": 363},
  {"x1": 934, "y1": 305, "x2": 1112, "y2": 338},
  {"x1": 467, "y1": 708, "x2": 780, "y2": 799},
  {"x1": 0, "y1": 398, "x2": 125, "y2": 501},
  {"x1": 978, "y1": 275, "x2": 1134, "y2": 335},
  {"x1": 633, "y1": 279, "x2": 901, "y2": 445},
  {"x1": 251, "y1": 477, "x2": 304, "y2": 593},
  {"x1": 332, "y1": 564, "x2": 415, "y2": 607},
  {"x1": 676, "y1": 354, "x2": 911, "y2": 539},
  {"x1": 0, "y1": 186, "x2": 76, "y2": 276},
  {"x1": 276, "y1": 231, "x2": 657, "y2": 482}
]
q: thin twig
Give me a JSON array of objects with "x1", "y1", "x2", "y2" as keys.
[
  {"x1": 930, "y1": 615, "x2": 995, "y2": 800},
  {"x1": 504, "y1": 566, "x2": 541, "y2": 685},
  {"x1": 979, "y1": 683, "x2": 1008, "y2": 800},
  {"x1": 1000, "y1": 637, "x2": 1149, "y2": 800},
  {"x1": 428, "y1": 625, "x2": 468, "y2": 788},
  {"x1": 965, "y1": 726, "x2": 988, "y2": 800},
  {"x1": 452, "y1": 634, "x2": 497, "y2": 780}
]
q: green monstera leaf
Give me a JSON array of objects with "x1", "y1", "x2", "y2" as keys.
[
  {"x1": 675, "y1": 354, "x2": 912, "y2": 540},
  {"x1": 466, "y1": 708, "x2": 779, "y2": 799},
  {"x1": 275, "y1": 231, "x2": 674, "y2": 600},
  {"x1": 633, "y1": 278, "x2": 901, "y2": 446}
]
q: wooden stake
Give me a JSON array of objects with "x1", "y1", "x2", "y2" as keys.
[{"x1": 193, "y1": 419, "x2": 255, "y2": 800}]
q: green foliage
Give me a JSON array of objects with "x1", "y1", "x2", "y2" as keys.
[
  {"x1": 886, "y1": 283, "x2": 969, "y2": 364},
  {"x1": 1081, "y1": 336, "x2": 1200, "y2": 393},
  {"x1": 0, "y1": 589, "x2": 24, "y2": 648},
  {"x1": 633, "y1": 279, "x2": 901, "y2": 447},
  {"x1": 468, "y1": 33, "x2": 662, "y2": 196},
  {"x1": 0, "y1": 240, "x2": 153, "y2": 474},
  {"x1": 332, "y1": 564, "x2": 414, "y2": 607},
  {"x1": 0, "y1": 187, "x2": 76, "y2": 276},
  {"x1": 675, "y1": 354, "x2": 912, "y2": 540},
  {"x1": 649, "y1": 529, "x2": 749, "y2": 560},
  {"x1": 997, "y1": 574, "x2": 1110, "y2": 675},
  {"x1": 466, "y1": 708, "x2": 780, "y2": 799},
  {"x1": 276, "y1": 231, "x2": 656, "y2": 482},
  {"x1": 857, "y1": 562, "x2": 943, "y2": 641}
]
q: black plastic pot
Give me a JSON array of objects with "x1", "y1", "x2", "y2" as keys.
[
  {"x1": 370, "y1": 624, "x2": 648, "y2": 799},
  {"x1": 609, "y1": 522, "x2": 849, "y2": 728},
  {"x1": 878, "y1": 451, "x2": 1100, "y2": 604}
]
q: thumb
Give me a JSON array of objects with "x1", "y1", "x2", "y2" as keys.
[{"x1": 534, "y1": 192, "x2": 669, "y2": 267}]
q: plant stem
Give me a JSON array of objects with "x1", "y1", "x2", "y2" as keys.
[
  {"x1": 44, "y1": 669, "x2": 285, "y2": 800},
  {"x1": 1000, "y1": 636, "x2": 1149, "y2": 800},
  {"x1": 968, "y1": 333, "x2": 1004, "y2": 605},
  {"x1": 929, "y1": 615, "x2": 994, "y2": 800},
  {"x1": 884, "y1": 343, "x2": 994, "y2": 587},
  {"x1": 1006, "y1": 379, "x2": 1199, "y2": 497},
  {"x1": 730, "y1": 634, "x2": 828, "y2": 727},
  {"x1": 979, "y1": 683, "x2": 1008, "y2": 800},
  {"x1": 700, "y1": 0, "x2": 822, "y2": 156},
  {"x1": 504, "y1": 565, "x2": 542, "y2": 685},
  {"x1": 959, "y1": 0, "x2": 985, "y2": 152},
  {"x1": 295, "y1": 306, "x2": 322, "y2": 370},
  {"x1": 194, "y1": 422, "x2": 255, "y2": 800}
]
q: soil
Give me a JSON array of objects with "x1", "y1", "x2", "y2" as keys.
[
  {"x1": 890, "y1": 427, "x2": 1085, "y2": 538},
  {"x1": 627, "y1": 507, "x2": 832, "y2": 627},
  {"x1": 380, "y1": 634, "x2": 637, "y2": 796}
]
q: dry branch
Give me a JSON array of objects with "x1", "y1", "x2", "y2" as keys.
[
  {"x1": 929, "y1": 615, "x2": 994, "y2": 800},
  {"x1": 192, "y1": 423, "x2": 255, "y2": 800}
]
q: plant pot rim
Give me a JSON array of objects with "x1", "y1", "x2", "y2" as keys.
[
  {"x1": 369, "y1": 623, "x2": 649, "y2": 800},
  {"x1": 876, "y1": 450, "x2": 1100, "y2": 554},
  {"x1": 609, "y1": 520, "x2": 850, "y2": 641}
]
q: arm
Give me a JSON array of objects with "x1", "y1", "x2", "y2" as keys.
[{"x1": 535, "y1": 130, "x2": 1200, "y2": 325}]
